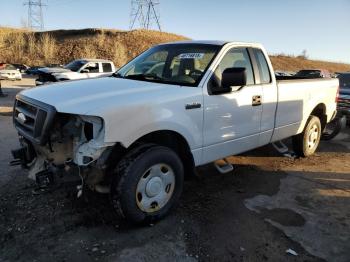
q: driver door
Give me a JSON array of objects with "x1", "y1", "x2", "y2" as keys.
[{"x1": 202, "y1": 47, "x2": 263, "y2": 163}]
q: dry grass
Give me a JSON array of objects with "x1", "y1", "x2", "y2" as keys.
[
  {"x1": 270, "y1": 55, "x2": 350, "y2": 73},
  {"x1": 0, "y1": 27, "x2": 187, "y2": 67},
  {"x1": 0, "y1": 27, "x2": 349, "y2": 72}
]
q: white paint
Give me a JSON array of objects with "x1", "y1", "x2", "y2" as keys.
[{"x1": 20, "y1": 41, "x2": 338, "y2": 166}]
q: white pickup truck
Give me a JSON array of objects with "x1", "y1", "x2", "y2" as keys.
[
  {"x1": 35, "y1": 59, "x2": 116, "y2": 85},
  {"x1": 12, "y1": 41, "x2": 338, "y2": 224}
]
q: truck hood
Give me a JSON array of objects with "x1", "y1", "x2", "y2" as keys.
[
  {"x1": 38, "y1": 67, "x2": 71, "y2": 74},
  {"x1": 20, "y1": 77, "x2": 179, "y2": 115}
]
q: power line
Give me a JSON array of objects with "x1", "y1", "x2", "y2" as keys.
[
  {"x1": 130, "y1": 0, "x2": 161, "y2": 31},
  {"x1": 24, "y1": 0, "x2": 46, "y2": 30}
]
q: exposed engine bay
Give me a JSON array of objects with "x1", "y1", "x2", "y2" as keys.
[{"x1": 12, "y1": 111, "x2": 115, "y2": 193}]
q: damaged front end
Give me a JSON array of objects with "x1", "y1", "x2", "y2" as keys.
[{"x1": 11, "y1": 94, "x2": 115, "y2": 193}]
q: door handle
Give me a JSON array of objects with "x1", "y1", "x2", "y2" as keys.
[
  {"x1": 185, "y1": 102, "x2": 202, "y2": 110},
  {"x1": 252, "y1": 95, "x2": 262, "y2": 106}
]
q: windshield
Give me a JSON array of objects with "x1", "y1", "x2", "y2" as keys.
[
  {"x1": 338, "y1": 74, "x2": 350, "y2": 88},
  {"x1": 115, "y1": 44, "x2": 220, "y2": 86},
  {"x1": 64, "y1": 60, "x2": 86, "y2": 72}
]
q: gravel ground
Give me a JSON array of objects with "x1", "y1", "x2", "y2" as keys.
[
  {"x1": 0, "y1": 76, "x2": 35, "y2": 115},
  {"x1": 0, "y1": 81, "x2": 349, "y2": 262}
]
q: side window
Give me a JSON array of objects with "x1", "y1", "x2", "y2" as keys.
[
  {"x1": 85, "y1": 63, "x2": 100, "y2": 73},
  {"x1": 102, "y1": 63, "x2": 112, "y2": 72},
  {"x1": 253, "y1": 49, "x2": 271, "y2": 84},
  {"x1": 212, "y1": 48, "x2": 255, "y2": 87}
]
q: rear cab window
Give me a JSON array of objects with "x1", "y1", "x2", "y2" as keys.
[{"x1": 252, "y1": 48, "x2": 272, "y2": 84}]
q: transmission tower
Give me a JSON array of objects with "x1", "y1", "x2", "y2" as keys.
[
  {"x1": 24, "y1": 0, "x2": 46, "y2": 30},
  {"x1": 130, "y1": 0, "x2": 161, "y2": 31}
]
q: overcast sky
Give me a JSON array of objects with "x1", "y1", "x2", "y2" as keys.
[{"x1": 1, "y1": 0, "x2": 349, "y2": 63}]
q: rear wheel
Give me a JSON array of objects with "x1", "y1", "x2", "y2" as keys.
[
  {"x1": 293, "y1": 115, "x2": 321, "y2": 157},
  {"x1": 110, "y1": 144, "x2": 184, "y2": 224}
]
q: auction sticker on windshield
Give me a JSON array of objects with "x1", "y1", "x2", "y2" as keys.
[{"x1": 179, "y1": 53, "x2": 204, "y2": 59}]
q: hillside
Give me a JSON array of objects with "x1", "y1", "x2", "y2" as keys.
[
  {"x1": 270, "y1": 55, "x2": 350, "y2": 73},
  {"x1": 0, "y1": 27, "x2": 349, "y2": 72}
]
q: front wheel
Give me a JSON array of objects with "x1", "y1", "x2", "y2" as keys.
[
  {"x1": 110, "y1": 145, "x2": 184, "y2": 224},
  {"x1": 293, "y1": 115, "x2": 322, "y2": 157}
]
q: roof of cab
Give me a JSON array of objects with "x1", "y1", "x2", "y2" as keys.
[
  {"x1": 161, "y1": 40, "x2": 228, "y2": 46},
  {"x1": 159, "y1": 40, "x2": 263, "y2": 48}
]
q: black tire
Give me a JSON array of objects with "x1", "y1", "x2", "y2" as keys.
[
  {"x1": 321, "y1": 117, "x2": 342, "y2": 141},
  {"x1": 110, "y1": 144, "x2": 184, "y2": 224},
  {"x1": 293, "y1": 115, "x2": 321, "y2": 157}
]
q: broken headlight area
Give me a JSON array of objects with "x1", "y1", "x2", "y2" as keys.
[{"x1": 12, "y1": 113, "x2": 115, "y2": 192}]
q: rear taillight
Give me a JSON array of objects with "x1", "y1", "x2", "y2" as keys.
[{"x1": 335, "y1": 85, "x2": 339, "y2": 103}]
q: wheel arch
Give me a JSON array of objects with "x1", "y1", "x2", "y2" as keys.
[
  {"x1": 128, "y1": 130, "x2": 196, "y2": 178},
  {"x1": 105, "y1": 129, "x2": 197, "y2": 180},
  {"x1": 310, "y1": 103, "x2": 327, "y2": 130}
]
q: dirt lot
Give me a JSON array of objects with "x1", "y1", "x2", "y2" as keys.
[{"x1": 0, "y1": 80, "x2": 349, "y2": 262}]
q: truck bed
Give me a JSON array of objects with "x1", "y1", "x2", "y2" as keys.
[
  {"x1": 276, "y1": 75, "x2": 330, "y2": 81},
  {"x1": 271, "y1": 77, "x2": 339, "y2": 141}
]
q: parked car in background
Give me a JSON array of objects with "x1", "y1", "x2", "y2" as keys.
[
  {"x1": 294, "y1": 69, "x2": 331, "y2": 78},
  {"x1": 25, "y1": 66, "x2": 45, "y2": 75},
  {"x1": 322, "y1": 72, "x2": 350, "y2": 139},
  {"x1": 11, "y1": 64, "x2": 29, "y2": 73},
  {"x1": 0, "y1": 64, "x2": 22, "y2": 81},
  {"x1": 275, "y1": 71, "x2": 294, "y2": 77},
  {"x1": 46, "y1": 63, "x2": 63, "y2": 68},
  {"x1": 275, "y1": 71, "x2": 288, "y2": 77},
  {"x1": 35, "y1": 59, "x2": 116, "y2": 85},
  {"x1": 337, "y1": 73, "x2": 350, "y2": 120}
]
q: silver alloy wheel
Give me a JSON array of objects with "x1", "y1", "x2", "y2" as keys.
[
  {"x1": 307, "y1": 124, "x2": 319, "y2": 149},
  {"x1": 136, "y1": 163, "x2": 175, "y2": 213}
]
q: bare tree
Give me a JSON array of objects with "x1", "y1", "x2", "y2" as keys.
[{"x1": 299, "y1": 49, "x2": 308, "y2": 59}]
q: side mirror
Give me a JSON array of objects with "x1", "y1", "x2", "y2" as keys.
[
  {"x1": 81, "y1": 69, "x2": 89, "y2": 73},
  {"x1": 222, "y1": 67, "x2": 247, "y2": 89},
  {"x1": 209, "y1": 67, "x2": 247, "y2": 95}
]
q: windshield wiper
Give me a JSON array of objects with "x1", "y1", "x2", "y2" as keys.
[
  {"x1": 124, "y1": 73, "x2": 164, "y2": 81},
  {"x1": 112, "y1": 72, "x2": 123, "y2": 78}
]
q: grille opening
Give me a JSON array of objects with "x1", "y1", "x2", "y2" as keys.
[
  {"x1": 84, "y1": 122, "x2": 94, "y2": 141},
  {"x1": 13, "y1": 96, "x2": 55, "y2": 145},
  {"x1": 16, "y1": 101, "x2": 37, "y2": 118}
]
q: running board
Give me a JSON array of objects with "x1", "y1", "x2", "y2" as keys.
[
  {"x1": 272, "y1": 140, "x2": 296, "y2": 158},
  {"x1": 214, "y1": 158, "x2": 234, "y2": 174},
  {"x1": 272, "y1": 141, "x2": 289, "y2": 154}
]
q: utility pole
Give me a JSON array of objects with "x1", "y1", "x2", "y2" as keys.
[
  {"x1": 24, "y1": 0, "x2": 46, "y2": 30},
  {"x1": 130, "y1": 0, "x2": 161, "y2": 31}
]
